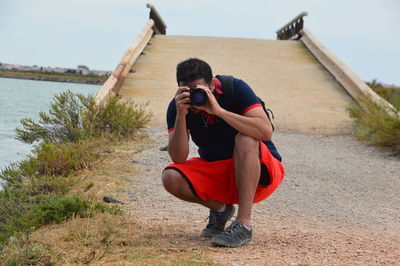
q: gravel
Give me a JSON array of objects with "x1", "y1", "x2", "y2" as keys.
[
  {"x1": 270, "y1": 132, "x2": 400, "y2": 233},
  {"x1": 124, "y1": 126, "x2": 400, "y2": 264}
]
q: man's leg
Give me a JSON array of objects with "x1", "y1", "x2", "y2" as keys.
[
  {"x1": 162, "y1": 168, "x2": 235, "y2": 237},
  {"x1": 233, "y1": 133, "x2": 260, "y2": 227},
  {"x1": 162, "y1": 168, "x2": 224, "y2": 211},
  {"x1": 211, "y1": 133, "x2": 259, "y2": 247}
]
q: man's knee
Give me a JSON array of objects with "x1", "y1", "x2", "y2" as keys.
[
  {"x1": 234, "y1": 133, "x2": 259, "y2": 156},
  {"x1": 161, "y1": 169, "x2": 184, "y2": 195}
]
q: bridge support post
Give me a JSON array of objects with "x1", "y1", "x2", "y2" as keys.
[
  {"x1": 276, "y1": 12, "x2": 308, "y2": 40},
  {"x1": 146, "y1": 3, "x2": 167, "y2": 35},
  {"x1": 95, "y1": 4, "x2": 167, "y2": 105}
]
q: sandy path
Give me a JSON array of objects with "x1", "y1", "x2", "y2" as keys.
[{"x1": 123, "y1": 126, "x2": 400, "y2": 265}]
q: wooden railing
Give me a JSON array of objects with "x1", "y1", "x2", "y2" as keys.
[
  {"x1": 299, "y1": 28, "x2": 398, "y2": 117},
  {"x1": 276, "y1": 12, "x2": 308, "y2": 40},
  {"x1": 95, "y1": 20, "x2": 154, "y2": 104},
  {"x1": 95, "y1": 4, "x2": 167, "y2": 105},
  {"x1": 146, "y1": 3, "x2": 167, "y2": 35}
]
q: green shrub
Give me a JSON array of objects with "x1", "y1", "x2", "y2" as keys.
[
  {"x1": 33, "y1": 141, "x2": 97, "y2": 176},
  {"x1": 16, "y1": 91, "x2": 90, "y2": 144},
  {"x1": 0, "y1": 141, "x2": 95, "y2": 187},
  {"x1": 26, "y1": 195, "x2": 89, "y2": 226},
  {"x1": 0, "y1": 186, "x2": 32, "y2": 244},
  {"x1": 347, "y1": 97, "x2": 400, "y2": 154},
  {"x1": 26, "y1": 175, "x2": 76, "y2": 196},
  {"x1": 16, "y1": 90, "x2": 152, "y2": 144},
  {"x1": 0, "y1": 186, "x2": 120, "y2": 246},
  {"x1": 0, "y1": 232, "x2": 52, "y2": 266},
  {"x1": 0, "y1": 159, "x2": 39, "y2": 186},
  {"x1": 366, "y1": 79, "x2": 400, "y2": 110},
  {"x1": 87, "y1": 96, "x2": 152, "y2": 139},
  {"x1": 0, "y1": 90, "x2": 144, "y2": 251},
  {"x1": 0, "y1": 169, "x2": 74, "y2": 196},
  {"x1": 373, "y1": 88, "x2": 400, "y2": 110}
]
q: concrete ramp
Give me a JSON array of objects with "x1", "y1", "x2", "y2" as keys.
[
  {"x1": 99, "y1": 10, "x2": 400, "y2": 264},
  {"x1": 118, "y1": 35, "x2": 353, "y2": 135}
]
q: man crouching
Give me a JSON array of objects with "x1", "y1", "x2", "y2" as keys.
[{"x1": 161, "y1": 58, "x2": 285, "y2": 247}]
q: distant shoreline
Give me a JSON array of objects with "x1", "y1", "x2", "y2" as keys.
[{"x1": 0, "y1": 70, "x2": 107, "y2": 85}]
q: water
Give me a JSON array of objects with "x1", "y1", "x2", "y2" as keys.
[{"x1": 0, "y1": 77, "x2": 100, "y2": 170}]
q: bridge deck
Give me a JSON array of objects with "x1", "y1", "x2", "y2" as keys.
[{"x1": 118, "y1": 35, "x2": 353, "y2": 134}]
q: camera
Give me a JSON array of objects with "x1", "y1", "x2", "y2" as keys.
[{"x1": 189, "y1": 87, "x2": 208, "y2": 106}]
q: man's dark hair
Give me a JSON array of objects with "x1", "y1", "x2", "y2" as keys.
[{"x1": 176, "y1": 58, "x2": 213, "y2": 85}]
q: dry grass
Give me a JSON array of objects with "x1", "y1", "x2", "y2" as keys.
[
  {"x1": 16, "y1": 213, "x2": 215, "y2": 265},
  {"x1": 70, "y1": 134, "x2": 152, "y2": 202},
  {"x1": 347, "y1": 97, "x2": 400, "y2": 154},
  {"x1": 0, "y1": 134, "x2": 215, "y2": 265}
]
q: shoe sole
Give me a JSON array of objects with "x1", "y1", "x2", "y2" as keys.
[
  {"x1": 200, "y1": 229, "x2": 222, "y2": 238},
  {"x1": 211, "y1": 238, "x2": 252, "y2": 248}
]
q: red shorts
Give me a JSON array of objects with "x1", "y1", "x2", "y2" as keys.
[{"x1": 164, "y1": 142, "x2": 284, "y2": 204}]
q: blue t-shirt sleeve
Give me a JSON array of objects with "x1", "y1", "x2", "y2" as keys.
[
  {"x1": 166, "y1": 99, "x2": 177, "y2": 132},
  {"x1": 233, "y1": 78, "x2": 261, "y2": 114}
]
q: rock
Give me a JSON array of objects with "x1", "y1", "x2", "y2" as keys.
[{"x1": 103, "y1": 196, "x2": 125, "y2": 204}]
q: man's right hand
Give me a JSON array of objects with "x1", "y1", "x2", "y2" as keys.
[{"x1": 175, "y1": 87, "x2": 191, "y2": 117}]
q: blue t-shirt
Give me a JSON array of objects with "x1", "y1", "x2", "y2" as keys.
[{"x1": 167, "y1": 76, "x2": 282, "y2": 162}]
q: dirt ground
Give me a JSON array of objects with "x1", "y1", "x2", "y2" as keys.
[
  {"x1": 120, "y1": 126, "x2": 400, "y2": 265},
  {"x1": 104, "y1": 34, "x2": 400, "y2": 265}
]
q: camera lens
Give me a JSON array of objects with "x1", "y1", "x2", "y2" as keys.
[{"x1": 190, "y1": 88, "x2": 208, "y2": 106}]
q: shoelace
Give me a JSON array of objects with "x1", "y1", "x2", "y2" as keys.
[
  {"x1": 205, "y1": 211, "x2": 218, "y2": 228},
  {"x1": 222, "y1": 220, "x2": 240, "y2": 235}
]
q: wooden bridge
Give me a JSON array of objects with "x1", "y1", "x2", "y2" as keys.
[
  {"x1": 95, "y1": 4, "x2": 395, "y2": 135},
  {"x1": 94, "y1": 6, "x2": 400, "y2": 264}
]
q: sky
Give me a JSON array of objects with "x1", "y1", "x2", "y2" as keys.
[{"x1": 0, "y1": 0, "x2": 399, "y2": 85}]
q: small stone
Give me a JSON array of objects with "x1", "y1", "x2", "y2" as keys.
[{"x1": 159, "y1": 145, "x2": 168, "y2": 151}]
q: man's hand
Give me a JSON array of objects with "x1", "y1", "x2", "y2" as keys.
[
  {"x1": 192, "y1": 85, "x2": 223, "y2": 116},
  {"x1": 175, "y1": 87, "x2": 191, "y2": 117}
]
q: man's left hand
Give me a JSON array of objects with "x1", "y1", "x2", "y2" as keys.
[{"x1": 193, "y1": 85, "x2": 223, "y2": 116}]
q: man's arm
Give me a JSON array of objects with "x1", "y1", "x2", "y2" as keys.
[
  {"x1": 167, "y1": 88, "x2": 191, "y2": 163},
  {"x1": 217, "y1": 107, "x2": 272, "y2": 141},
  {"x1": 168, "y1": 116, "x2": 190, "y2": 163},
  {"x1": 195, "y1": 86, "x2": 273, "y2": 141}
]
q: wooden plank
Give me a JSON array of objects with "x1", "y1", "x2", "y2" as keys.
[
  {"x1": 94, "y1": 75, "x2": 118, "y2": 104},
  {"x1": 95, "y1": 19, "x2": 154, "y2": 105},
  {"x1": 300, "y1": 28, "x2": 398, "y2": 117},
  {"x1": 117, "y1": 35, "x2": 355, "y2": 135}
]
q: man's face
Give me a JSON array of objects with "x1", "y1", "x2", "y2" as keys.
[{"x1": 178, "y1": 78, "x2": 212, "y2": 90}]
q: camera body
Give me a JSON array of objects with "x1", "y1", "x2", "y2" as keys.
[{"x1": 189, "y1": 87, "x2": 208, "y2": 106}]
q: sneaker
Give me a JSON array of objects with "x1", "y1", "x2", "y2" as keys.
[
  {"x1": 211, "y1": 220, "x2": 252, "y2": 247},
  {"x1": 200, "y1": 204, "x2": 235, "y2": 238}
]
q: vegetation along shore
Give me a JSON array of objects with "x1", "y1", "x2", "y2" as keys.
[
  {"x1": 0, "y1": 79, "x2": 398, "y2": 264},
  {"x1": 0, "y1": 63, "x2": 110, "y2": 85},
  {"x1": 348, "y1": 79, "x2": 400, "y2": 154},
  {"x1": 0, "y1": 91, "x2": 155, "y2": 264}
]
